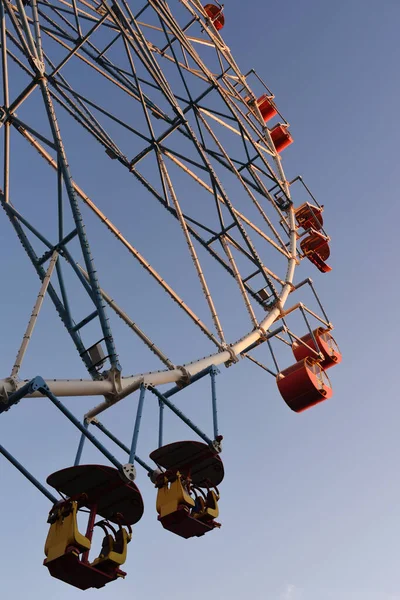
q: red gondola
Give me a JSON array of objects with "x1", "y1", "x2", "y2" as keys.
[
  {"x1": 277, "y1": 358, "x2": 333, "y2": 413},
  {"x1": 294, "y1": 202, "x2": 324, "y2": 231},
  {"x1": 269, "y1": 123, "x2": 293, "y2": 153},
  {"x1": 204, "y1": 4, "x2": 225, "y2": 31},
  {"x1": 255, "y1": 94, "x2": 277, "y2": 123},
  {"x1": 292, "y1": 327, "x2": 342, "y2": 370},
  {"x1": 300, "y1": 230, "x2": 331, "y2": 273}
]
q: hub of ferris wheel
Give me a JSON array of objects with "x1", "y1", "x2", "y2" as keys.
[{"x1": 0, "y1": 0, "x2": 341, "y2": 590}]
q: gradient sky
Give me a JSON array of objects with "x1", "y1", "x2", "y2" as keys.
[{"x1": 1, "y1": 1, "x2": 400, "y2": 599}]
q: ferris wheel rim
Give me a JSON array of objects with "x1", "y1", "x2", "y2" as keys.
[
  {"x1": 0, "y1": 0, "x2": 300, "y2": 414},
  {"x1": 1, "y1": 209, "x2": 297, "y2": 419}
]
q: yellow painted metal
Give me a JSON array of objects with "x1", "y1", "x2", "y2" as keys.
[
  {"x1": 192, "y1": 490, "x2": 220, "y2": 522},
  {"x1": 91, "y1": 528, "x2": 131, "y2": 569},
  {"x1": 44, "y1": 501, "x2": 91, "y2": 563},
  {"x1": 156, "y1": 472, "x2": 195, "y2": 518}
]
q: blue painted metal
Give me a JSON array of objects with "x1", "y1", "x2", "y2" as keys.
[
  {"x1": 55, "y1": 260, "x2": 73, "y2": 330},
  {"x1": 151, "y1": 365, "x2": 219, "y2": 445},
  {"x1": 158, "y1": 16, "x2": 193, "y2": 106},
  {"x1": 129, "y1": 385, "x2": 146, "y2": 464},
  {"x1": 71, "y1": 310, "x2": 99, "y2": 333},
  {"x1": 4, "y1": 203, "x2": 53, "y2": 249},
  {"x1": 53, "y1": 69, "x2": 269, "y2": 308},
  {"x1": 38, "y1": 77, "x2": 121, "y2": 371},
  {"x1": 7, "y1": 78, "x2": 38, "y2": 116},
  {"x1": 206, "y1": 222, "x2": 237, "y2": 246},
  {"x1": 135, "y1": 183, "x2": 263, "y2": 306},
  {"x1": 9, "y1": 72, "x2": 121, "y2": 377},
  {"x1": 31, "y1": 94, "x2": 114, "y2": 370},
  {"x1": 158, "y1": 399, "x2": 164, "y2": 448},
  {"x1": 241, "y1": 326, "x2": 285, "y2": 354},
  {"x1": 48, "y1": 14, "x2": 109, "y2": 79},
  {"x1": 244, "y1": 353, "x2": 277, "y2": 377},
  {"x1": 295, "y1": 278, "x2": 330, "y2": 325},
  {"x1": 210, "y1": 365, "x2": 219, "y2": 439},
  {"x1": 34, "y1": 378, "x2": 122, "y2": 470},
  {"x1": 79, "y1": 42, "x2": 169, "y2": 125},
  {"x1": 52, "y1": 80, "x2": 152, "y2": 145},
  {"x1": 74, "y1": 420, "x2": 89, "y2": 466},
  {"x1": 124, "y1": 41, "x2": 279, "y2": 297},
  {"x1": 129, "y1": 72, "x2": 224, "y2": 168},
  {"x1": 0, "y1": 443, "x2": 57, "y2": 504},
  {"x1": 1, "y1": 376, "x2": 46, "y2": 413},
  {"x1": 37, "y1": 228, "x2": 78, "y2": 265},
  {"x1": 159, "y1": 16, "x2": 196, "y2": 54},
  {"x1": 42, "y1": 50, "x2": 123, "y2": 151},
  {"x1": 0, "y1": 196, "x2": 98, "y2": 375},
  {"x1": 92, "y1": 419, "x2": 153, "y2": 474},
  {"x1": 299, "y1": 304, "x2": 319, "y2": 356},
  {"x1": 57, "y1": 157, "x2": 63, "y2": 241},
  {"x1": 149, "y1": 386, "x2": 213, "y2": 447},
  {"x1": 59, "y1": 245, "x2": 96, "y2": 299},
  {"x1": 267, "y1": 339, "x2": 280, "y2": 373},
  {"x1": 11, "y1": 115, "x2": 56, "y2": 150},
  {"x1": 163, "y1": 365, "x2": 214, "y2": 399}
]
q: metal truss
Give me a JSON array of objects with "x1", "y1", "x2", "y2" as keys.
[{"x1": 0, "y1": 0, "x2": 306, "y2": 414}]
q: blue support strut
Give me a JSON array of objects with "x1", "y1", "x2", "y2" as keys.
[
  {"x1": 1, "y1": 377, "x2": 46, "y2": 414},
  {"x1": 74, "y1": 420, "x2": 89, "y2": 466},
  {"x1": 163, "y1": 365, "x2": 214, "y2": 399},
  {"x1": 210, "y1": 365, "x2": 219, "y2": 440},
  {"x1": 38, "y1": 77, "x2": 121, "y2": 371},
  {"x1": 92, "y1": 419, "x2": 153, "y2": 474},
  {"x1": 149, "y1": 386, "x2": 214, "y2": 447},
  {"x1": 129, "y1": 385, "x2": 146, "y2": 464},
  {"x1": 158, "y1": 399, "x2": 164, "y2": 448},
  {"x1": 0, "y1": 444, "x2": 57, "y2": 504},
  {"x1": 31, "y1": 378, "x2": 123, "y2": 470}
]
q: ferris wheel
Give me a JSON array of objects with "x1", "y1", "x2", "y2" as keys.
[{"x1": 0, "y1": 0, "x2": 342, "y2": 590}]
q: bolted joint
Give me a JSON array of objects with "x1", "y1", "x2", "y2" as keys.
[
  {"x1": 223, "y1": 344, "x2": 239, "y2": 368},
  {"x1": 32, "y1": 58, "x2": 45, "y2": 76},
  {"x1": 148, "y1": 468, "x2": 163, "y2": 485},
  {"x1": 211, "y1": 435, "x2": 223, "y2": 454},
  {"x1": 31, "y1": 376, "x2": 48, "y2": 394},
  {"x1": 176, "y1": 365, "x2": 191, "y2": 389},
  {"x1": 1, "y1": 376, "x2": 48, "y2": 414},
  {"x1": 1, "y1": 377, "x2": 17, "y2": 402},
  {"x1": 121, "y1": 463, "x2": 136, "y2": 482},
  {"x1": 106, "y1": 366, "x2": 123, "y2": 395}
]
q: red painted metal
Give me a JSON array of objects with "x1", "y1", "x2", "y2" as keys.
[
  {"x1": 81, "y1": 504, "x2": 97, "y2": 565},
  {"x1": 159, "y1": 506, "x2": 219, "y2": 539},
  {"x1": 300, "y1": 230, "x2": 331, "y2": 273},
  {"x1": 150, "y1": 440, "x2": 224, "y2": 488},
  {"x1": 269, "y1": 123, "x2": 293, "y2": 153},
  {"x1": 294, "y1": 202, "x2": 324, "y2": 231},
  {"x1": 256, "y1": 94, "x2": 277, "y2": 123},
  {"x1": 292, "y1": 328, "x2": 342, "y2": 370},
  {"x1": 47, "y1": 464, "x2": 144, "y2": 525},
  {"x1": 44, "y1": 550, "x2": 125, "y2": 590},
  {"x1": 45, "y1": 466, "x2": 141, "y2": 590},
  {"x1": 276, "y1": 358, "x2": 333, "y2": 413},
  {"x1": 151, "y1": 442, "x2": 223, "y2": 539},
  {"x1": 204, "y1": 4, "x2": 225, "y2": 30}
]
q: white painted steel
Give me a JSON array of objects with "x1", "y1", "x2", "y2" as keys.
[
  {"x1": 0, "y1": 235, "x2": 296, "y2": 420},
  {"x1": 0, "y1": 0, "x2": 299, "y2": 420},
  {"x1": 10, "y1": 251, "x2": 58, "y2": 378}
]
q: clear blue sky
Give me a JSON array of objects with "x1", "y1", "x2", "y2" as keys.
[{"x1": 1, "y1": 1, "x2": 399, "y2": 599}]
